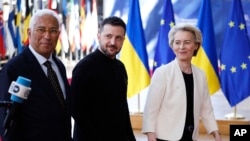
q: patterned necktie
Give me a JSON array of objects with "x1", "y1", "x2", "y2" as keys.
[{"x1": 44, "y1": 60, "x2": 65, "y2": 110}]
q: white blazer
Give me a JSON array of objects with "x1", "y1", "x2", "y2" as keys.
[{"x1": 142, "y1": 59, "x2": 218, "y2": 141}]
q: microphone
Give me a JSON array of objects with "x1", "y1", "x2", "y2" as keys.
[{"x1": 3, "y1": 76, "x2": 31, "y2": 137}]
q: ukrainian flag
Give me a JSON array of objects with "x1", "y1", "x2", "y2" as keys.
[
  {"x1": 192, "y1": 0, "x2": 220, "y2": 95},
  {"x1": 120, "y1": 0, "x2": 150, "y2": 98}
]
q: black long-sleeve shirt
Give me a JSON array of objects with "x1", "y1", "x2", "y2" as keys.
[{"x1": 71, "y1": 49, "x2": 136, "y2": 141}]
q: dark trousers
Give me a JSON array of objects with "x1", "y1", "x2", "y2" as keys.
[{"x1": 180, "y1": 129, "x2": 193, "y2": 141}]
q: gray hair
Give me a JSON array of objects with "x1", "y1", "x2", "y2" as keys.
[
  {"x1": 168, "y1": 24, "x2": 202, "y2": 56},
  {"x1": 29, "y1": 9, "x2": 61, "y2": 31}
]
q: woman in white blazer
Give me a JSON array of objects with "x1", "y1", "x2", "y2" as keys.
[{"x1": 142, "y1": 24, "x2": 222, "y2": 141}]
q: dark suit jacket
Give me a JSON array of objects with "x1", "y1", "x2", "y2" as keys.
[{"x1": 0, "y1": 47, "x2": 72, "y2": 141}]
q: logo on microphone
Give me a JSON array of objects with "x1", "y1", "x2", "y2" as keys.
[
  {"x1": 13, "y1": 85, "x2": 20, "y2": 93},
  {"x1": 24, "y1": 89, "x2": 30, "y2": 98},
  {"x1": 8, "y1": 81, "x2": 31, "y2": 100}
]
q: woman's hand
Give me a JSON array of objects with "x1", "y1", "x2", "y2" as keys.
[
  {"x1": 146, "y1": 132, "x2": 157, "y2": 141},
  {"x1": 212, "y1": 130, "x2": 222, "y2": 141}
]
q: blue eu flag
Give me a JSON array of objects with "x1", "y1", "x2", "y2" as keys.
[
  {"x1": 220, "y1": 0, "x2": 250, "y2": 107},
  {"x1": 152, "y1": 0, "x2": 175, "y2": 73}
]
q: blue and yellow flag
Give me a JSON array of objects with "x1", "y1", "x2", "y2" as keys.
[
  {"x1": 120, "y1": 0, "x2": 150, "y2": 98},
  {"x1": 220, "y1": 0, "x2": 250, "y2": 107},
  {"x1": 192, "y1": 0, "x2": 220, "y2": 95},
  {"x1": 16, "y1": 0, "x2": 23, "y2": 54},
  {"x1": 152, "y1": 0, "x2": 175, "y2": 73}
]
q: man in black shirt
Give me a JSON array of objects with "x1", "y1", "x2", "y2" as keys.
[{"x1": 71, "y1": 16, "x2": 136, "y2": 141}]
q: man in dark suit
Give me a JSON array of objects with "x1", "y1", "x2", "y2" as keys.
[{"x1": 0, "y1": 9, "x2": 72, "y2": 141}]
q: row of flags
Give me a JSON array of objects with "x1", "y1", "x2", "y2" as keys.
[
  {"x1": 0, "y1": 0, "x2": 98, "y2": 60},
  {"x1": 0, "y1": 0, "x2": 32, "y2": 59},
  {"x1": 47, "y1": 0, "x2": 99, "y2": 55},
  {"x1": 0, "y1": 0, "x2": 249, "y2": 107},
  {"x1": 121, "y1": 0, "x2": 250, "y2": 107}
]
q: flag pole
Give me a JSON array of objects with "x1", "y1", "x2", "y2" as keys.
[
  {"x1": 137, "y1": 93, "x2": 141, "y2": 114},
  {"x1": 131, "y1": 93, "x2": 143, "y2": 114},
  {"x1": 225, "y1": 106, "x2": 245, "y2": 119},
  {"x1": 130, "y1": 93, "x2": 142, "y2": 114}
]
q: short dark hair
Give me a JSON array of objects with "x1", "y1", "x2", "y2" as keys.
[{"x1": 99, "y1": 16, "x2": 126, "y2": 35}]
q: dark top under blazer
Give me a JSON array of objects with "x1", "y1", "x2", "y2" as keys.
[{"x1": 0, "y1": 47, "x2": 72, "y2": 141}]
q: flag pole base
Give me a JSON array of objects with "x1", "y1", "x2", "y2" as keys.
[{"x1": 225, "y1": 113, "x2": 245, "y2": 119}]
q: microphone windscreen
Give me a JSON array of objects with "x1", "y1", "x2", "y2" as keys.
[
  {"x1": 10, "y1": 76, "x2": 31, "y2": 103},
  {"x1": 16, "y1": 76, "x2": 31, "y2": 87}
]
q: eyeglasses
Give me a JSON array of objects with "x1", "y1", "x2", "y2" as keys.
[{"x1": 35, "y1": 28, "x2": 59, "y2": 36}]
